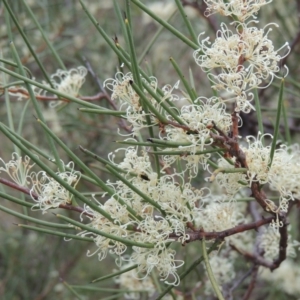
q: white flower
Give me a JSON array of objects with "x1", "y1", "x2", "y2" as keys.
[
  {"x1": 109, "y1": 146, "x2": 208, "y2": 221},
  {"x1": 181, "y1": 97, "x2": 231, "y2": 132},
  {"x1": 204, "y1": 0, "x2": 272, "y2": 22},
  {"x1": 268, "y1": 144, "x2": 300, "y2": 212},
  {"x1": 82, "y1": 211, "x2": 129, "y2": 260},
  {"x1": 242, "y1": 136, "x2": 300, "y2": 213},
  {"x1": 215, "y1": 157, "x2": 247, "y2": 197},
  {"x1": 104, "y1": 73, "x2": 181, "y2": 135},
  {"x1": 50, "y1": 66, "x2": 87, "y2": 97},
  {"x1": 130, "y1": 246, "x2": 184, "y2": 286},
  {"x1": 108, "y1": 146, "x2": 158, "y2": 187},
  {"x1": 115, "y1": 262, "x2": 156, "y2": 299},
  {"x1": 258, "y1": 226, "x2": 298, "y2": 260},
  {"x1": 204, "y1": 253, "x2": 236, "y2": 295},
  {"x1": 104, "y1": 72, "x2": 140, "y2": 110},
  {"x1": 259, "y1": 259, "x2": 300, "y2": 297},
  {"x1": 161, "y1": 97, "x2": 232, "y2": 174},
  {"x1": 0, "y1": 152, "x2": 34, "y2": 187},
  {"x1": 46, "y1": 66, "x2": 87, "y2": 107},
  {"x1": 242, "y1": 134, "x2": 272, "y2": 185},
  {"x1": 195, "y1": 197, "x2": 245, "y2": 233},
  {"x1": 193, "y1": 22, "x2": 289, "y2": 113},
  {"x1": 30, "y1": 161, "x2": 81, "y2": 213}
]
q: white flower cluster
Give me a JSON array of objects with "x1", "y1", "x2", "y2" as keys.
[
  {"x1": 88, "y1": 0, "x2": 296, "y2": 289},
  {"x1": 30, "y1": 161, "x2": 81, "y2": 213},
  {"x1": 115, "y1": 262, "x2": 156, "y2": 299},
  {"x1": 116, "y1": 260, "x2": 184, "y2": 299},
  {"x1": 215, "y1": 157, "x2": 247, "y2": 197},
  {"x1": 207, "y1": 132, "x2": 300, "y2": 218},
  {"x1": 0, "y1": 152, "x2": 34, "y2": 187},
  {"x1": 204, "y1": 0, "x2": 272, "y2": 21},
  {"x1": 259, "y1": 259, "x2": 300, "y2": 297},
  {"x1": 193, "y1": 10, "x2": 289, "y2": 112},
  {"x1": 258, "y1": 226, "x2": 299, "y2": 260},
  {"x1": 240, "y1": 136, "x2": 300, "y2": 214},
  {"x1": 49, "y1": 66, "x2": 87, "y2": 97},
  {"x1": 7, "y1": 66, "x2": 87, "y2": 103},
  {"x1": 104, "y1": 72, "x2": 180, "y2": 135},
  {"x1": 47, "y1": 66, "x2": 87, "y2": 107},
  {"x1": 194, "y1": 197, "x2": 245, "y2": 233},
  {"x1": 162, "y1": 97, "x2": 232, "y2": 176},
  {"x1": 80, "y1": 147, "x2": 210, "y2": 285},
  {"x1": 204, "y1": 253, "x2": 236, "y2": 295},
  {"x1": 0, "y1": 154, "x2": 81, "y2": 213},
  {"x1": 2, "y1": 0, "x2": 296, "y2": 294}
]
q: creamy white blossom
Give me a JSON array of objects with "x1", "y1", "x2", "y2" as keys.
[
  {"x1": 104, "y1": 73, "x2": 181, "y2": 134},
  {"x1": 50, "y1": 66, "x2": 87, "y2": 97},
  {"x1": 204, "y1": 253, "x2": 236, "y2": 295},
  {"x1": 215, "y1": 157, "x2": 247, "y2": 197},
  {"x1": 30, "y1": 161, "x2": 80, "y2": 213},
  {"x1": 242, "y1": 135, "x2": 300, "y2": 213},
  {"x1": 204, "y1": 0, "x2": 272, "y2": 21},
  {"x1": 258, "y1": 226, "x2": 299, "y2": 260},
  {"x1": 79, "y1": 207, "x2": 129, "y2": 260},
  {"x1": 259, "y1": 259, "x2": 300, "y2": 297},
  {"x1": 194, "y1": 196, "x2": 245, "y2": 233},
  {"x1": 115, "y1": 262, "x2": 156, "y2": 299},
  {"x1": 194, "y1": 21, "x2": 289, "y2": 113},
  {"x1": 161, "y1": 97, "x2": 232, "y2": 174},
  {"x1": 0, "y1": 152, "x2": 34, "y2": 187},
  {"x1": 130, "y1": 246, "x2": 184, "y2": 286}
]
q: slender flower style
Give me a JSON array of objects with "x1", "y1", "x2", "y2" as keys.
[{"x1": 79, "y1": 205, "x2": 129, "y2": 260}]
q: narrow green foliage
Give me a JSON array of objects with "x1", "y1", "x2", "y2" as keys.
[{"x1": 269, "y1": 78, "x2": 285, "y2": 167}]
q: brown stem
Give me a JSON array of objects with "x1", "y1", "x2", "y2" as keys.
[
  {"x1": 250, "y1": 181, "x2": 276, "y2": 213},
  {"x1": 230, "y1": 214, "x2": 288, "y2": 271},
  {"x1": 186, "y1": 216, "x2": 274, "y2": 242},
  {"x1": 271, "y1": 214, "x2": 288, "y2": 270}
]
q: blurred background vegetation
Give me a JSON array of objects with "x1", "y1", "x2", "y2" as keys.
[{"x1": 0, "y1": 0, "x2": 300, "y2": 299}]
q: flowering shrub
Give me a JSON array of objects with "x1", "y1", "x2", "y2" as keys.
[{"x1": 1, "y1": 0, "x2": 300, "y2": 299}]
